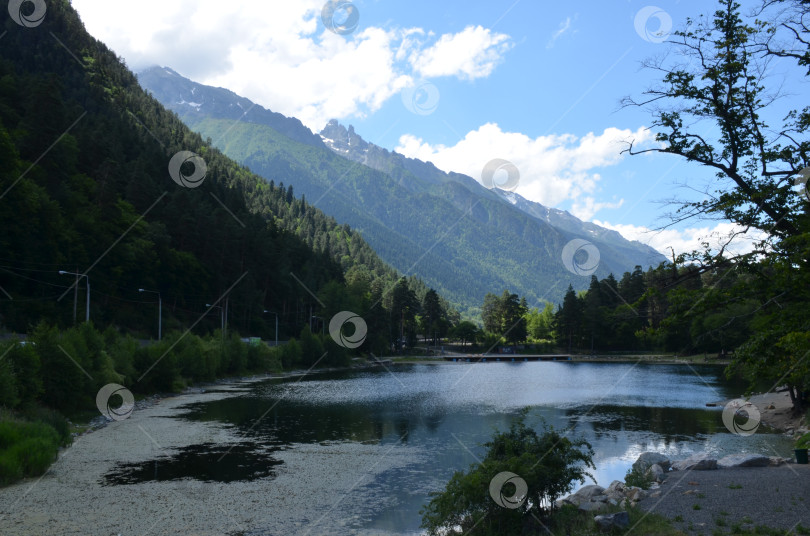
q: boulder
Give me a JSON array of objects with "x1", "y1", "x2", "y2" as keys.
[
  {"x1": 647, "y1": 463, "x2": 666, "y2": 482},
  {"x1": 572, "y1": 484, "x2": 605, "y2": 501},
  {"x1": 577, "y1": 501, "x2": 608, "y2": 513},
  {"x1": 604, "y1": 481, "x2": 626, "y2": 501},
  {"x1": 628, "y1": 487, "x2": 647, "y2": 502},
  {"x1": 594, "y1": 511, "x2": 630, "y2": 532},
  {"x1": 671, "y1": 453, "x2": 717, "y2": 471},
  {"x1": 633, "y1": 452, "x2": 671, "y2": 472},
  {"x1": 717, "y1": 454, "x2": 771, "y2": 469}
]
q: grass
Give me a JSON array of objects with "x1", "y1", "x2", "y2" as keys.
[
  {"x1": 728, "y1": 483, "x2": 743, "y2": 489},
  {"x1": 547, "y1": 504, "x2": 687, "y2": 535},
  {"x1": 693, "y1": 504, "x2": 702, "y2": 510},
  {"x1": 0, "y1": 411, "x2": 71, "y2": 486}
]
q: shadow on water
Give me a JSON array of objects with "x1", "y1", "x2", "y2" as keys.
[{"x1": 101, "y1": 442, "x2": 283, "y2": 485}]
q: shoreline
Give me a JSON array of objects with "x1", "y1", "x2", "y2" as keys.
[{"x1": 0, "y1": 372, "x2": 419, "y2": 536}]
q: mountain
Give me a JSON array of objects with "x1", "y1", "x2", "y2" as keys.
[
  {"x1": 319, "y1": 120, "x2": 666, "y2": 263},
  {"x1": 0, "y1": 1, "x2": 399, "y2": 346},
  {"x1": 138, "y1": 68, "x2": 667, "y2": 316}
]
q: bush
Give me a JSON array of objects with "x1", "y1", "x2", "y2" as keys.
[
  {"x1": 0, "y1": 417, "x2": 61, "y2": 485},
  {"x1": 420, "y1": 409, "x2": 594, "y2": 535},
  {"x1": 281, "y1": 338, "x2": 302, "y2": 369},
  {"x1": 796, "y1": 432, "x2": 810, "y2": 450},
  {"x1": 0, "y1": 355, "x2": 19, "y2": 408},
  {"x1": 625, "y1": 464, "x2": 655, "y2": 490},
  {"x1": 6, "y1": 341, "x2": 42, "y2": 408},
  {"x1": 21, "y1": 407, "x2": 71, "y2": 445}
]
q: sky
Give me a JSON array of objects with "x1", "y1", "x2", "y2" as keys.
[{"x1": 70, "y1": 0, "x2": 807, "y2": 257}]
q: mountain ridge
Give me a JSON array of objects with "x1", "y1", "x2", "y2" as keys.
[{"x1": 138, "y1": 66, "x2": 667, "y2": 315}]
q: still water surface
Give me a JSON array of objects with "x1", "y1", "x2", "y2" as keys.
[{"x1": 109, "y1": 362, "x2": 794, "y2": 534}]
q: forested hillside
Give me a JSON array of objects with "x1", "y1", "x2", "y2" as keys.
[
  {"x1": 0, "y1": 0, "x2": 404, "y2": 341},
  {"x1": 138, "y1": 67, "x2": 667, "y2": 317}
]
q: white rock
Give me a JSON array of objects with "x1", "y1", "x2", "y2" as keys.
[
  {"x1": 671, "y1": 453, "x2": 717, "y2": 471},
  {"x1": 717, "y1": 454, "x2": 770, "y2": 468},
  {"x1": 633, "y1": 452, "x2": 671, "y2": 472},
  {"x1": 647, "y1": 463, "x2": 666, "y2": 481},
  {"x1": 572, "y1": 484, "x2": 605, "y2": 501}
]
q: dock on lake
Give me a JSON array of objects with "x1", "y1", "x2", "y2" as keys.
[{"x1": 442, "y1": 354, "x2": 571, "y2": 363}]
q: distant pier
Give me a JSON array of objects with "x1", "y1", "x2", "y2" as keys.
[{"x1": 442, "y1": 354, "x2": 571, "y2": 363}]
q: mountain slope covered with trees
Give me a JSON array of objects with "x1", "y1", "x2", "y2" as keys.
[{"x1": 138, "y1": 67, "x2": 667, "y2": 317}]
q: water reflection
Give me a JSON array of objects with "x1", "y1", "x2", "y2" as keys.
[{"x1": 117, "y1": 363, "x2": 795, "y2": 534}]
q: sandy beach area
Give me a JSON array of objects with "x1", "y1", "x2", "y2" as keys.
[{"x1": 0, "y1": 377, "x2": 419, "y2": 536}]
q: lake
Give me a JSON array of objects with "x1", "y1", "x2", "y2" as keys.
[{"x1": 106, "y1": 361, "x2": 794, "y2": 535}]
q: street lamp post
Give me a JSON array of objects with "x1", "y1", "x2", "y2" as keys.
[
  {"x1": 58, "y1": 271, "x2": 89, "y2": 323},
  {"x1": 139, "y1": 288, "x2": 162, "y2": 340},
  {"x1": 206, "y1": 304, "x2": 224, "y2": 335},
  {"x1": 263, "y1": 310, "x2": 278, "y2": 347}
]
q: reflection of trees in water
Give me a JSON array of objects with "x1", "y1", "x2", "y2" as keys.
[
  {"x1": 565, "y1": 405, "x2": 719, "y2": 439},
  {"x1": 178, "y1": 392, "x2": 450, "y2": 446}
]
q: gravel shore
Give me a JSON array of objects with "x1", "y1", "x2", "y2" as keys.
[
  {"x1": 0, "y1": 378, "x2": 419, "y2": 536},
  {"x1": 637, "y1": 464, "x2": 810, "y2": 534}
]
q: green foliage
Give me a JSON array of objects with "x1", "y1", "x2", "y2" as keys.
[
  {"x1": 0, "y1": 356, "x2": 18, "y2": 408},
  {"x1": 0, "y1": 0, "x2": 428, "y2": 357},
  {"x1": 480, "y1": 290, "x2": 528, "y2": 345},
  {"x1": 420, "y1": 410, "x2": 594, "y2": 535},
  {"x1": 0, "y1": 417, "x2": 62, "y2": 485},
  {"x1": 796, "y1": 433, "x2": 810, "y2": 450},
  {"x1": 624, "y1": 0, "x2": 810, "y2": 409},
  {"x1": 625, "y1": 464, "x2": 654, "y2": 490},
  {"x1": 450, "y1": 321, "x2": 480, "y2": 347},
  {"x1": 298, "y1": 325, "x2": 324, "y2": 367}
]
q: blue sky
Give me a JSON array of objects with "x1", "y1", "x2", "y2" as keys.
[{"x1": 72, "y1": 0, "x2": 807, "y2": 256}]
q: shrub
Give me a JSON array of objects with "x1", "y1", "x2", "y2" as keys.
[
  {"x1": 281, "y1": 338, "x2": 302, "y2": 369},
  {"x1": 420, "y1": 409, "x2": 594, "y2": 535},
  {"x1": 0, "y1": 417, "x2": 61, "y2": 485},
  {"x1": 8, "y1": 437, "x2": 57, "y2": 476},
  {"x1": 625, "y1": 464, "x2": 655, "y2": 490},
  {"x1": 21, "y1": 407, "x2": 71, "y2": 445},
  {"x1": 6, "y1": 341, "x2": 42, "y2": 408},
  {"x1": 0, "y1": 355, "x2": 19, "y2": 408}
]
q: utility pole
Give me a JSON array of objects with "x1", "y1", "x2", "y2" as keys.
[
  {"x1": 59, "y1": 271, "x2": 89, "y2": 323},
  {"x1": 264, "y1": 310, "x2": 278, "y2": 347}
]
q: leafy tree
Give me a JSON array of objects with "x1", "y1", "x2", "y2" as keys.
[
  {"x1": 481, "y1": 293, "x2": 502, "y2": 334},
  {"x1": 623, "y1": 0, "x2": 810, "y2": 408},
  {"x1": 420, "y1": 410, "x2": 594, "y2": 535},
  {"x1": 451, "y1": 321, "x2": 480, "y2": 347},
  {"x1": 526, "y1": 302, "x2": 554, "y2": 341},
  {"x1": 501, "y1": 292, "x2": 528, "y2": 346}
]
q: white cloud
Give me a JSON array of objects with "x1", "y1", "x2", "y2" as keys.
[
  {"x1": 409, "y1": 25, "x2": 512, "y2": 80},
  {"x1": 592, "y1": 220, "x2": 767, "y2": 257},
  {"x1": 396, "y1": 123, "x2": 653, "y2": 220},
  {"x1": 547, "y1": 16, "x2": 575, "y2": 49},
  {"x1": 71, "y1": 1, "x2": 512, "y2": 130}
]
